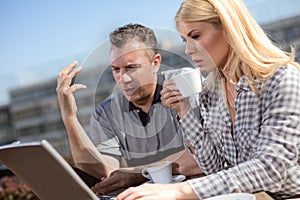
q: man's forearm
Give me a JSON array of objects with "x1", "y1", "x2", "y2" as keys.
[{"x1": 63, "y1": 117, "x2": 119, "y2": 178}]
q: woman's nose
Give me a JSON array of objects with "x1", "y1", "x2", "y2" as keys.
[{"x1": 185, "y1": 40, "x2": 194, "y2": 56}]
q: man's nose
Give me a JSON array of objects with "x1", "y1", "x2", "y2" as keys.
[{"x1": 120, "y1": 70, "x2": 132, "y2": 83}]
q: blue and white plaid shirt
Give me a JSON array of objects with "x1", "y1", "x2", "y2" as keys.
[{"x1": 180, "y1": 65, "x2": 300, "y2": 199}]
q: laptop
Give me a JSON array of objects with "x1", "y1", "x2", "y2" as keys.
[{"x1": 0, "y1": 140, "x2": 115, "y2": 200}]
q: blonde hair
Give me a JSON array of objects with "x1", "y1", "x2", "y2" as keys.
[{"x1": 176, "y1": 0, "x2": 300, "y2": 94}]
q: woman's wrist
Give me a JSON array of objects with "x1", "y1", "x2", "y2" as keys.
[
  {"x1": 176, "y1": 182, "x2": 198, "y2": 199},
  {"x1": 178, "y1": 105, "x2": 190, "y2": 118}
]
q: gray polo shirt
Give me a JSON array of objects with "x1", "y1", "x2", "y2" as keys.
[{"x1": 89, "y1": 75, "x2": 184, "y2": 167}]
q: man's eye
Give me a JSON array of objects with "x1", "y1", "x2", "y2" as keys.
[
  {"x1": 112, "y1": 68, "x2": 120, "y2": 72},
  {"x1": 126, "y1": 65, "x2": 140, "y2": 70}
]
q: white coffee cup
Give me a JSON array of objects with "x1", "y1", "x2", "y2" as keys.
[
  {"x1": 205, "y1": 193, "x2": 256, "y2": 200},
  {"x1": 166, "y1": 67, "x2": 202, "y2": 97},
  {"x1": 141, "y1": 161, "x2": 172, "y2": 184}
]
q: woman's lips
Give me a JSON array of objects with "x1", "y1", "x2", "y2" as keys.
[{"x1": 193, "y1": 59, "x2": 204, "y2": 67}]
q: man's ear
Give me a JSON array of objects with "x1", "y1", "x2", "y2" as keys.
[{"x1": 152, "y1": 54, "x2": 161, "y2": 73}]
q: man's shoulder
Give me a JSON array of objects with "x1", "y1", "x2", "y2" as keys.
[
  {"x1": 94, "y1": 91, "x2": 125, "y2": 114},
  {"x1": 95, "y1": 95, "x2": 113, "y2": 109}
]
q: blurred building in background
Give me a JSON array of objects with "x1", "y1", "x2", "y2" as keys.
[
  {"x1": 9, "y1": 79, "x2": 69, "y2": 153},
  {"x1": 262, "y1": 15, "x2": 300, "y2": 58},
  {"x1": 0, "y1": 105, "x2": 14, "y2": 145}
]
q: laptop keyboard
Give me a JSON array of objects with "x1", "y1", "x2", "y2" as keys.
[{"x1": 99, "y1": 195, "x2": 116, "y2": 200}]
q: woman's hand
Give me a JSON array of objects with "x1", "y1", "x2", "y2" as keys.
[
  {"x1": 160, "y1": 80, "x2": 190, "y2": 118},
  {"x1": 56, "y1": 61, "x2": 87, "y2": 120},
  {"x1": 116, "y1": 182, "x2": 198, "y2": 200}
]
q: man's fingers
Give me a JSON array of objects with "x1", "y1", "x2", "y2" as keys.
[
  {"x1": 58, "y1": 65, "x2": 83, "y2": 88},
  {"x1": 70, "y1": 66, "x2": 83, "y2": 79},
  {"x1": 63, "y1": 61, "x2": 78, "y2": 75},
  {"x1": 58, "y1": 61, "x2": 81, "y2": 79},
  {"x1": 58, "y1": 61, "x2": 77, "y2": 79},
  {"x1": 93, "y1": 178, "x2": 119, "y2": 194},
  {"x1": 71, "y1": 84, "x2": 87, "y2": 92}
]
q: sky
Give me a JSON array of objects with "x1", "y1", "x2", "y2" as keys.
[
  {"x1": 0, "y1": 0, "x2": 300, "y2": 105},
  {"x1": 0, "y1": 0, "x2": 186, "y2": 75}
]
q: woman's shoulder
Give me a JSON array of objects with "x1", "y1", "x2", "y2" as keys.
[
  {"x1": 269, "y1": 64, "x2": 300, "y2": 83},
  {"x1": 262, "y1": 65, "x2": 300, "y2": 95}
]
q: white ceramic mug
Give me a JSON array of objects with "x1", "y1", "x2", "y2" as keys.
[
  {"x1": 205, "y1": 193, "x2": 256, "y2": 200},
  {"x1": 165, "y1": 67, "x2": 202, "y2": 97},
  {"x1": 141, "y1": 161, "x2": 172, "y2": 184}
]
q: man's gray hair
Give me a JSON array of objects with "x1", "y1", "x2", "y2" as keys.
[{"x1": 109, "y1": 23, "x2": 158, "y2": 57}]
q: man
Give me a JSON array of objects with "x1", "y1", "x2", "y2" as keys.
[{"x1": 56, "y1": 23, "x2": 201, "y2": 194}]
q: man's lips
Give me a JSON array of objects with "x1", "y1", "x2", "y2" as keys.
[{"x1": 121, "y1": 87, "x2": 136, "y2": 95}]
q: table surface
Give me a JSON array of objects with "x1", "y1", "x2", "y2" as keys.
[{"x1": 255, "y1": 192, "x2": 274, "y2": 200}]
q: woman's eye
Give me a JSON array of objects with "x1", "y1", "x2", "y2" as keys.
[{"x1": 191, "y1": 34, "x2": 200, "y2": 40}]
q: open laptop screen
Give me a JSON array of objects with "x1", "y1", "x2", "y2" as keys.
[{"x1": 0, "y1": 140, "x2": 100, "y2": 200}]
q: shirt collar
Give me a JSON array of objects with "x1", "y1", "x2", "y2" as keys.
[
  {"x1": 236, "y1": 75, "x2": 254, "y2": 93},
  {"x1": 125, "y1": 74, "x2": 164, "y2": 112}
]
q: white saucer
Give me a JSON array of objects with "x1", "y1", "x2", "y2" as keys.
[
  {"x1": 143, "y1": 175, "x2": 186, "y2": 184},
  {"x1": 170, "y1": 174, "x2": 186, "y2": 183}
]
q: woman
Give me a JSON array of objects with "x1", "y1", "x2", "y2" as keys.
[{"x1": 116, "y1": 0, "x2": 300, "y2": 199}]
